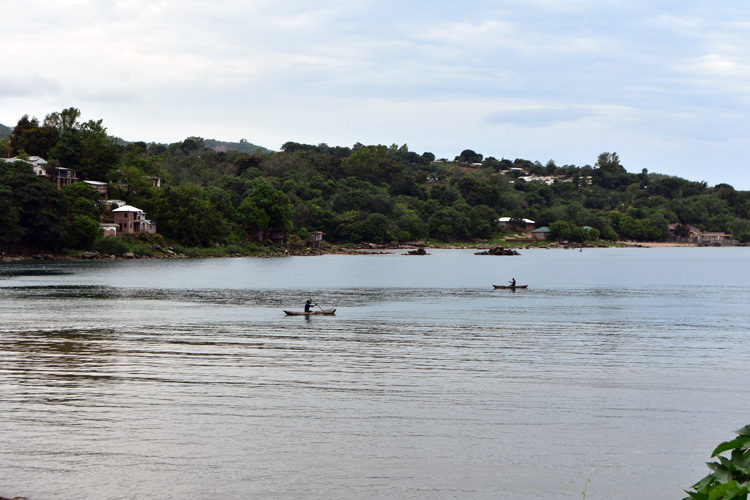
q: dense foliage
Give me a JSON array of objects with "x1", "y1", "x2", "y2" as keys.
[
  {"x1": 684, "y1": 425, "x2": 750, "y2": 500},
  {"x1": 2, "y1": 108, "x2": 749, "y2": 253}
]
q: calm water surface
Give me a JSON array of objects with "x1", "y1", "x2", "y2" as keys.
[{"x1": 1, "y1": 248, "x2": 749, "y2": 499}]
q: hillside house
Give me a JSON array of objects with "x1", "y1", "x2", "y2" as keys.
[
  {"x1": 2, "y1": 156, "x2": 83, "y2": 190},
  {"x1": 84, "y1": 180, "x2": 109, "y2": 198},
  {"x1": 28, "y1": 156, "x2": 48, "y2": 177},
  {"x1": 100, "y1": 223, "x2": 118, "y2": 237},
  {"x1": 113, "y1": 205, "x2": 156, "y2": 235},
  {"x1": 3, "y1": 156, "x2": 49, "y2": 178},
  {"x1": 518, "y1": 175, "x2": 574, "y2": 186},
  {"x1": 52, "y1": 167, "x2": 77, "y2": 189}
]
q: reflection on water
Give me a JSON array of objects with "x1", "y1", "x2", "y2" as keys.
[{"x1": 1, "y1": 249, "x2": 750, "y2": 500}]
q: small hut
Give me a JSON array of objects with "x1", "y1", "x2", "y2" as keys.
[
  {"x1": 531, "y1": 227, "x2": 550, "y2": 241},
  {"x1": 307, "y1": 231, "x2": 325, "y2": 248}
]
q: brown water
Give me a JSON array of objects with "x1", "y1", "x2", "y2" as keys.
[{"x1": 1, "y1": 248, "x2": 749, "y2": 499}]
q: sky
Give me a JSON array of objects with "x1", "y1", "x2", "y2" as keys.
[{"x1": 2, "y1": 0, "x2": 749, "y2": 189}]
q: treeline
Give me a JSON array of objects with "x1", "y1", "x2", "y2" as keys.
[{"x1": 1, "y1": 108, "x2": 749, "y2": 254}]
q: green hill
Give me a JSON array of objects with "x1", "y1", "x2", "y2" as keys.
[
  {"x1": 204, "y1": 138, "x2": 273, "y2": 155},
  {"x1": 0, "y1": 122, "x2": 12, "y2": 138},
  {"x1": 1, "y1": 122, "x2": 271, "y2": 155}
]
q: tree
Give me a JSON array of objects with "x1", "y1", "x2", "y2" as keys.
[
  {"x1": 428, "y1": 207, "x2": 471, "y2": 240},
  {"x1": 180, "y1": 136, "x2": 205, "y2": 154},
  {"x1": 455, "y1": 149, "x2": 483, "y2": 163},
  {"x1": 549, "y1": 220, "x2": 589, "y2": 242},
  {"x1": 457, "y1": 176, "x2": 500, "y2": 207},
  {"x1": 592, "y1": 152, "x2": 633, "y2": 190},
  {"x1": 9, "y1": 115, "x2": 58, "y2": 158},
  {"x1": 422, "y1": 152, "x2": 436, "y2": 163},
  {"x1": 545, "y1": 159, "x2": 558, "y2": 175},
  {"x1": 247, "y1": 178, "x2": 293, "y2": 233},
  {"x1": 63, "y1": 182, "x2": 104, "y2": 219},
  {"x1": 0, "y1": 184, "x2": 22, "y2": 243},
  {"x1": 236, "y1": 178, "x2": 293, "y2": 242},
  {"x1": 0, "y1": 160, "x2": 67, "y2": 250},
  {"x1": 595, "y1": 152, "x2": 624, "y2": 175},
  {"x1": 341, "y1": 145, "x2": 389, "y2": 182},
  {"x1": 149, "y1": 185, "x2": 229, "y2": 247},
  {"x1": 360, "y1": 213, "x2": 396, "y2": 243},
  {"x1": 109, "y1": 165, "x2": 153, "y2": 202},
  {"x1": 49, "y1": 128, "x2": 82, "y2": 167},
  {"x1": 64, "y1": 214, "x2": 100, "y2": 249},
  {"x1": 206, "y1": 187, "x2": 237, "y2": 222},
  {"x1": 77, "y1": 119, "x2": 121, "y2": 180},
  {"x1": 44, "y1": 107, "x2": 81, "y2": 136},
  {"x1": 238, "y1": 197, "x2": 270, "y2": 235},
  {"x1": 468, "y1": 205, "x2": 498, "y2": 239},
  {"x1": 396, "y1": 212, "x2": 428, "y2": 241},
  {"x1": 49, "y1": 117, "x2": 121, "y2": 180}
]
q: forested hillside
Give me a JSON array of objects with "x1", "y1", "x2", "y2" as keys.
[
  {"x1": 1, "y1": 108, "x2": 749, "y2": 255},
  {"x1": 0, "y1": 123, "x2": 12, "y2": 139}
]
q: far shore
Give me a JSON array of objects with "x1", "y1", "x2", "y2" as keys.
[{"x1": 1, "y1": 239, "x2": 734, "y2": 263}]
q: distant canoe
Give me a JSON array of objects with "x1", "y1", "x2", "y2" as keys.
[
  {"x1": 283, "y1": 308, "x2": 336, "y2": 316},
  {"x1": 493, "y1": 285, "x2": 528, "y2": 289}
]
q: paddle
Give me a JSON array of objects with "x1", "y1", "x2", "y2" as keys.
[{"x1": 310, "y1": 298, "x2": 325, "y2": 312}]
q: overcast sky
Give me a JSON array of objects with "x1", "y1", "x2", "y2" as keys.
[{"x1": 2, "y1": 0, "x2": 749, "y2": 188}]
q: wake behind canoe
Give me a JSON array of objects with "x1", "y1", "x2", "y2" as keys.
[{"x1": 284, "y1": 308, "x2": 337, "y2": 316}]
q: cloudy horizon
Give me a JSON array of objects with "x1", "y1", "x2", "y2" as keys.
[{"x1": 2, "y1": 1, "x2": 749, "y2": 188}]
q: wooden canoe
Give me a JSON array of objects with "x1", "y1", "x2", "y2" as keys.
[
  {"x1": 283, "y1": 308, "x2": 336, "y2": 316},
  {"x1": 493, "y1": 284, "x2": 528, "y2": 289}
]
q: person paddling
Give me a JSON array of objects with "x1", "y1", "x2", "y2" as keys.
[
  {"x1": 304, "y1": 299, "x2": 317, "y2": 313},
  {"x1": 509, "y1": 278, "x2": 516, "y2": 287}
]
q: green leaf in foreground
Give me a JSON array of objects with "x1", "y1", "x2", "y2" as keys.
[{"x1": 684, "y1": 426, "x2": 750, "y2": 500}]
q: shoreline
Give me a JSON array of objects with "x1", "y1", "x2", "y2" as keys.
[{"x1": 0, "y1": 240, "x2": 722, "y2": 263}]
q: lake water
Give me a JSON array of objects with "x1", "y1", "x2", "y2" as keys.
[{"x1": 1, "y1": 247, "x2": 749, "y2": 499}]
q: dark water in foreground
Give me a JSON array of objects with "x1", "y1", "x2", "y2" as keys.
[{"x1": 1, "y1": 248, "x2": 749, "y2": 499}]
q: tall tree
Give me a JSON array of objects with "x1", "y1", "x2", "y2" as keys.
[
  {"x1": 43, "y1": 107, "x2": 81, "y2": 136},
  {"x1": 9, "y1": 115, "x2": 58, "y2": 158}
]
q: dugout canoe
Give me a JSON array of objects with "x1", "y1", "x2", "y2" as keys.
[
  {"x1": 283, "y1": 308, "x2": 337, "y2": 316},
  {"x1": 492, "y1": 285, "x2": 528, "y2": 289}
]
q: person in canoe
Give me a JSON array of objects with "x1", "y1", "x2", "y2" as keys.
[
  {"x1": 509, "y1": 278, "x2": 516, "y2": 287},
  {"x1": 305, "y1": 299, "x2": 316, "y2": 313}
]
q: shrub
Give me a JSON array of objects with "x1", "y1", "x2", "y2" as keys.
[
  {"x1": 243, "y1": 242, "x2": 270, "y2": 254},
  {"x1": 684, "y1": 425, "x2": 750, "y2": 500},
  {"x1": 65, "y1": 215, "x2": 101, "y2": 250},
  {"x1": 288, "y1": 234, "x2": 305, "y2": 249},
  {"x1": 172, "y1": 245, "x2": 200, "y2": 257},
  {"x1": 224, "y1": 244, "x2": 244, "y2": 255},
  {"x1": 92, "y1": 237, "x2": 132, "y2": 256},
  {"x1": 132, "y1": 244, "x2": 156, "y2": 257},
  {"x1": 197, "y1": 247, "x2": 228, "y2": 258},
  {"x1": 297, "y1": 227, "x2": 311, "y2": 241}
]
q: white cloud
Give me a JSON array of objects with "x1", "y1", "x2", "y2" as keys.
[
  {"x1": 0, "y1": 74, "x2": 62, "y2": 98},
  {"x1": 2, "y1": 0, "x2": 750, "y2": 188}
]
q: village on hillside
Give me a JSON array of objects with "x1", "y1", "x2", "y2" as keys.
[{"x1": 2, "y1": 153, "x2": 738, "y2": 253}]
